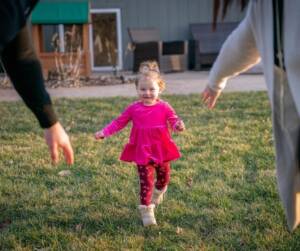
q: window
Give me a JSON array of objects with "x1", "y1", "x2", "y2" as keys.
[
  {"x1": 89, "y1": 9, "x2": 123, "y2": 71},
  {"x1": 41, "y1": 24, "x2": 83, "y2": 53}
]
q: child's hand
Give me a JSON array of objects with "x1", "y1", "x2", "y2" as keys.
[
  {"x1": 175, "y1": 120, "x2": 185, "y2": 132},
  {"x1": 94, "y1": 130, "x2": 105, "y2": 140}
]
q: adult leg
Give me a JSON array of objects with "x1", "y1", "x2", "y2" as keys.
[{"x1": 272, "y1": 68, "x2": 300, "y2": 231}]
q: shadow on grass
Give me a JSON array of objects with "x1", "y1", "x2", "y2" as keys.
[{"x1": 0, "y1": 197, "x2": 203, "y2": 248}]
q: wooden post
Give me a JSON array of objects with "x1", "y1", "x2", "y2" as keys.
[{"x1": 82, "y1": 23, "x2": 91, "y2": 76}]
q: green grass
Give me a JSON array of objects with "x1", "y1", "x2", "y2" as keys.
[{"x1": 0, "y1": 92, "x2": 299, "y2": 250}]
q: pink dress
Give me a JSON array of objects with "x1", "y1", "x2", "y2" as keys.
[{"x1": 102, "y1": 100, "x2": 181, "y2": 165}]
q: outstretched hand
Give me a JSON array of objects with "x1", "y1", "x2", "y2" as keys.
[
  {"x1": 94, "y1": 130, "x2": 105, "y2": 140},
  {"x1": 201, "y1": 86, "x2": 222, "y2": 109},
  {"x1": 175, "y1": 120, "x2": 185, "y2": 132},
  {"x1": 44, "y1": 122, "x2": 74, "y2": 165}
]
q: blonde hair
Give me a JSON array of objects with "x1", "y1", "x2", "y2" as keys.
[{"x1": 135, "y1": 61, "x2": 166, "y2": 91}]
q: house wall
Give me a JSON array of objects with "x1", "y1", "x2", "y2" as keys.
[{"x1": 38, "y1": 0, "x2": 246, "y2": 71}]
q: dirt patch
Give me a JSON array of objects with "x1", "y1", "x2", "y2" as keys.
[
  {"x1": 0, "y1": 219, "x2": 11, "y2": 231},
  {"x1": 0, "y1": 74, "x2": 137, "y2": 89}
]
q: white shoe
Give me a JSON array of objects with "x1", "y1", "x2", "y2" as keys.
[
  {"x1": 151, "y1": 186, "x2": 167, "y2": 205},
  {"x1": 138, "y1": 204, "x2": 157, "y2": 226}
]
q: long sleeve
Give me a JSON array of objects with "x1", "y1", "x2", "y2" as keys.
[
  {"x1": 165, "y1": 102, "x2": 180, "y2": 131},
  {"x1": 102, "y1": 105, "x2": 132, "y2": 137},
  {"x1": 208, "y1": 1, "x2": 261, "y2": 92},
  {"x1": 1, "y1": 25, "x2": 58, "y2": 128}
]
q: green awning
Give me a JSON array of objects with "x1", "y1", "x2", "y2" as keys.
[{"x1": 31, "y1": 0, "x2": 90, "y2": 24}]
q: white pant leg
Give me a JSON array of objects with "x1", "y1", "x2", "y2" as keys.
[{"x1": 272, "y1": 68, "x2": 300, "y2": 231}]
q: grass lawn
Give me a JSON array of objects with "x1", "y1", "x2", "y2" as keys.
[{"x1": 0, "y1": 92, "x2": 300, "y2": 250}]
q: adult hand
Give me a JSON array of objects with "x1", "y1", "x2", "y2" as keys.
[
  {"x1": 44, "y1": 122, "x2": 74, "y2": 165},
  {"x1": 94, "y1": 130, "x2": 105, "y2": 140},
  {"x1": 201, "y1": 86, "x2": 222, "y2": 109}
]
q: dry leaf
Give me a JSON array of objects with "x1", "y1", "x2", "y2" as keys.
[
  {"x1": 186, "y1": 177, "x2": 193, "y2": 188},
  {"x1": 58, "y1": 170, "x2": 72, "y2": 177},
  {"x1": 34, "y1": 248, "x2": 50, "y2": 251},
  {"x1": 176, "y1": 226, "x2": 183, "y2": 234},
  {"x1": 75, "y1": 223, "x2": 83, "y2": 232}
]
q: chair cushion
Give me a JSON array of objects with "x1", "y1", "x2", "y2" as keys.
[
  {"x1": 162, "y1": 41, "x2": 185, "y2": 55},
  {"x1": 128, "y1": 28, "x2": 160, "y2": 43}
]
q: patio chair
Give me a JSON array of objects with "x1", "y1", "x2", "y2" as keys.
[
  {"x1": 190, "y1": 22, "x2": 239, "y2": 69},
  {"x1": 128, "y1": 27, "x2": 188, "y2": 72}
]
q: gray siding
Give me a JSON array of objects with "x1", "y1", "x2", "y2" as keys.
[
  {"x1": 91, "y1": 0, "x2": 246, "y2": 70},
  {"x1": 38, "y1": 0, "x2": 246, "y2": 70}
]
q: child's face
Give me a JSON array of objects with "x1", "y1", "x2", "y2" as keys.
[{"x1": 137, "y1": 77, "x2": 160, "y2": 105}]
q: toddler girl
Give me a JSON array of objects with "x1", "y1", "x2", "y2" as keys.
[{"x1": 95, "y1": 61, "x2": 185, "y2": 226}]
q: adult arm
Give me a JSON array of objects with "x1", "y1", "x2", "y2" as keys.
[
  {"x1": 1, "y1": 25, "x2": 74, "y2": 165},
  {"x1": 203, "y1": 2, "x2": 261, "y2": 108},
  {"x1": 1, "y1": 25, "x2": 57, "y2": 128}
]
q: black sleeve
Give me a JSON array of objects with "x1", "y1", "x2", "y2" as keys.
[{"x1": 1, "y1": 25, "x2": 58, "y2": 128}]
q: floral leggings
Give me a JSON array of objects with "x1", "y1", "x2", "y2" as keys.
[{"x1": 137, "y1": 162, "x2": 170, "y2": 205}]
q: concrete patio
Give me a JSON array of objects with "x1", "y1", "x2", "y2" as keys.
[{"x1": 0, "y1": 71, "x2": 266, "y2": 102}]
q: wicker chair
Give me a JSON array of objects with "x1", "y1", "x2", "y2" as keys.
[
  {"x1": 128, "y1": 28, "x2": 188, "y2": 72},
  {"x1": 190, "y1": 22, "x2": 239, "y2": 69}
]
